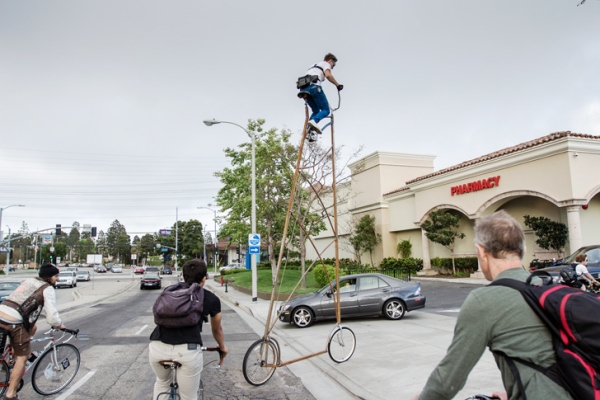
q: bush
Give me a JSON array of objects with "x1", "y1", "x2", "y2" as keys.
[
  {"x1": 380, "y1": 257, "x2": 423, "y2": 275},
  {"x1": 313, "y1": 264, "x2": 348, "y2": 287},
  {"x1": 430, "y1": 257, "x2": 478, "y2": 275}
]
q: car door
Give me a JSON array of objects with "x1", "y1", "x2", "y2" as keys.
[
  {"x1": 320, "y1": 278, "x2": 360, "y2": 318},
  {"x1": 357, "y1": 276, "x2": 391, "y2": 315}
]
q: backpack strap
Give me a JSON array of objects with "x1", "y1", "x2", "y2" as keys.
[{"x1": 311, "y1": 64, "x2": 325, "y2": 74}]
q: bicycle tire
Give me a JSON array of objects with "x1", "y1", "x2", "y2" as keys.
[
  {"x1": 0, "y1": 359, "x2": 9, "y2": 396},
  {"x1": 31, "y1": 343, "x2": 81, "y2": 395},
  {"x1": 242, "y1": 338, "x2": 279, "y2": 386},
  {"x1": 327, "y1": 326, "x2": 356, "y2": 363}
]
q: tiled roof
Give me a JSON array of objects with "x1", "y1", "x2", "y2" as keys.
[{"x1": 384, "y1": 131, "x2": 598, "y2": 196}]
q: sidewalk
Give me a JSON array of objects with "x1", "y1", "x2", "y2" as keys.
[{"x1": 205, "y1": 276, "x2": 503, "y2": 400}]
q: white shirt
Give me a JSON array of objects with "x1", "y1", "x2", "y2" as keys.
[
  {"x1": 0, "y1": 286, "x2": 62, "y2": 327},
  {"x1": 305, "y1": 61, "x2": 331, "y2": 86},
  {"x1": 575, "y1": 263, "x2": 589, "y2": 277}
]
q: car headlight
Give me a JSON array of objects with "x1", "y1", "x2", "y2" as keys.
[{"x1": 278, "y1": 304, "x2": 292, "y2": 312}]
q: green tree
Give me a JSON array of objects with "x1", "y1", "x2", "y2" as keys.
[
  {"x1": 420, "y1": 210, "x2": 466, "y2": 275},
  {"x1": 78, "y1": 238, "x2": 96, "y2": 261},
  {"x1": 181, "y1": 219, "x2": 204, "y2": 260},
  {"x1": 106, "y1": 220, "x2": 128, "y2": 259},
  {"x1": 348, "y1": 215, "x2": 382, "y2": 267},
  {"x1": 523, "y1": 215, "x2": 569, "y2": 257},
  {"x1": 140, "y1": 234, "x2": 156, "y2": 263},
  {"x1": 214, "y1": 119, "x2": 297, "y2": 281},
  {"x1": 67, "y1": 222, "x2": 81, "y2": 261},
  {"x1": 397, "y1": 240, "x2": 412, "y2": 259},
  {"x1": 115, "y1": 233, "x2": 131, "y2": 263}
]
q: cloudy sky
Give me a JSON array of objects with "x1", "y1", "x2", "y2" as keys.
[{"x1": 1, "y1": 0, "x2": 599, "y2": 239}]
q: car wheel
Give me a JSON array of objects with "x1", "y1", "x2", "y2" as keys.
[
  {"x1": 292, "y1": 307, "x2": 314, "y2": 328},
  {"x1": 383, "y1": 299, "x2": 406, "y2": 320},
  {"x1": 140, "y1": 286, "x2": 144, "y2": 290}
]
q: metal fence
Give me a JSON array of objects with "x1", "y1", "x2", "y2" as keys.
[{"x1": 344, "y1": 266, "x2": 411, "y2": 281}]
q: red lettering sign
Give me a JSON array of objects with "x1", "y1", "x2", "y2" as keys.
[{"x1": 450, "y1": 176, "x2": 501, "y2": 196}]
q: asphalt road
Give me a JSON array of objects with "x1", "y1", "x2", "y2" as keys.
[
  {"x1": 14, "y1": 275, "x2": 315, "y2": 399},
  {"x1": 418, "y1": 280, "x2": 484, "y2": 315}
]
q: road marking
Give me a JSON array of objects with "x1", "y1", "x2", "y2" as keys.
[
  {"x1": 440, "y1": 309, "x2": 461, "y2": 313},
  {"x1": 55, "y1": 369, "x2": 96, "y2": 400},
  {"x1": 135, "y1": 324, "x2": 148, "y2": 335}
]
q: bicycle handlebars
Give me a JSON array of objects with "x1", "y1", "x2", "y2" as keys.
[{"x1": 201, "y1": 346, "x2": 226, "y2": 367}]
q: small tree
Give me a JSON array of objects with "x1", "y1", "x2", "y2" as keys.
[
  {"x1": 523, "y1": 215, "x2": 569, "y2": 257},
  {"x1": 397, "y1": 240, "x2": 412, "y2": 259},
  {"x1": 348, "y1": 215, "x2": 382, "y2": 267},
  {"x1": 420, "y1": 210, "x2": 466, "y2": 275}
]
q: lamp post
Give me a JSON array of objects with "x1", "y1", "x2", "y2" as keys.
[
  {"x1": 5, "y1": 226, "x2": 10, "y2": 276},
  {"x1": 197, "y1": 206, "x2": 218, "y2": 275},
  {"x1": 203, "y1": 119, "x2": 257, "y2": 302},
  {"x1": 0, "y1": 204, "x2": 25, "y2": 241}
]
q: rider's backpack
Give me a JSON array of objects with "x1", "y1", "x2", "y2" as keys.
[
  {"x1": 152, "y1": 283, "x2": 204, "y2": 329},
  {"x1": 559, "y1": 266, "x2": 577, "y2": 284},
  {"x1": 490, "y1": 271, "x2": 600, "y2": 400}
]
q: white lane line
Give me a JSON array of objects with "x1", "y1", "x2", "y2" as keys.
[
  {"x1": 440, "y1": 309, "x2": 461, "y2": 313},
  {"x1": 135, "y1": 324, "x2": 148, "y2": 335},
  {"x1": 55, "y1": 369, "x2": 96, "y2": 400}
]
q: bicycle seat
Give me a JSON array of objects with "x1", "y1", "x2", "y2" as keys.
[{"x1": 159, "y1": 360, "x2": 182, "y2": 369}]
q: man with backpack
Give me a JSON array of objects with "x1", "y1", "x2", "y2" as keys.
[
  {"x1": 413, "y1": 211, "x2": 573, "y2": 400},
  {"x1": 297, "y1": 53, "x2": 343, "y2": 139},
  {"x1": 149, "y1": 259, "x2": 227, "y2": 400},
  {"x1": 0, "y1": 263, "x2": 66, "y2": 400}
]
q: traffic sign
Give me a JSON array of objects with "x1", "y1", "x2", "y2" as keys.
[
  {"x1": 249, "y1": 246, "x2": 260, "y2": 254},
  {"x1": 248, "y1": 233, "x2": 260, "y2": 246}
]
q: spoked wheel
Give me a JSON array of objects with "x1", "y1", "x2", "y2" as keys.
[
  {"x1": 0, "y1": 360, "x2": 9, "y2": 396},
  {"x1": 327, "y1": 326, "x2": 356, "y2": 363},
  {"x1": 383, "y1": 299, "x2": 406, "y2": 320},
  {"x1": 243, "y1": 338, "x2": 280, "y2": 386},
  {"x1": 31, "y1": 343, "x2": 81, "y2": 395}
]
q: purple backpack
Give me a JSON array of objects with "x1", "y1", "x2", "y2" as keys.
[{"x1": 152, "y1": 283, "x2": 204, "y2": 328}]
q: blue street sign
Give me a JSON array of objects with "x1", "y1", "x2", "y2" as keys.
[
  {"x1": 161, "y1": 247, "x2": 169, "y2": 252},
  {"x1": 249, "y1": 246, "x2": 260, "y2": 254},
  {"x1": 248, "y1": 233, "x2": 260, "y2": 246}
]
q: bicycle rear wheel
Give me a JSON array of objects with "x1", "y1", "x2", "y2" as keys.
[
  {"x1": 242, "y1": 338, "x2": 279, "y2": 386},
  {"x1": 31, "y1": 343, "x2": 81, "y2": 395},
  {"x1": 0, "y1": 359, "x2": 9, "y2": 396},
  {"x1": 327, "y1": 326, "x2": 356, "y2": 363}
]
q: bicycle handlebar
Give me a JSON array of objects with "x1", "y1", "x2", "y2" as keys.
[
  {"x1": 61, "y1": 328, "x2": 79, "y2": 337},
  {"x1": 201, "y1": 346, "x2": 226, "y2": 367}
]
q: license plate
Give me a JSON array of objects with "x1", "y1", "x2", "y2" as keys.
[{"x1": 144, "y1": 283, "x2": 154, "y2": 286}]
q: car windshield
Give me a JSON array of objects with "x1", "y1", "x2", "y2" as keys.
[
  {"x1": 564, "y1": 247, "x2": 600, "y2": 264},
  {"x1": 78, "y1": 271, "x2": 89, "y2": 275},
  {"x1": 0, "y1": 283, "x2": 19, "y2": 290},
  {"x1": 59, "y1": 272, "x2": 73, "y2": 277},
  {"x1": 144, "y1": 273, "x2": 159, "y2": 279}
]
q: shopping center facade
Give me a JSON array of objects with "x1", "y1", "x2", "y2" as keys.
[{"x1": 308, "y1": 131, "x2": 600, "y2": 274}]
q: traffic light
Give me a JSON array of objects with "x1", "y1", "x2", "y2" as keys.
[
  {"x1": 55, "y1": 224, "x2": 61, "y2": 236},
  {"x1": 9, "y1": 249, "x2": 13, "y2": 258},
  {"x1": 91, "y1": 227, "x2": 97, "y2": 237}
]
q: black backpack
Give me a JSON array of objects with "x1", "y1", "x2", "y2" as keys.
[
  {"x1": 490, "y1": 271, "x2": 600, "y2": 400},
  {"x1": 559, "y1": 266, "x2": 578, "y2": 285},
  {"x1": 152, "y1": 283, "x2": 204, "y2": 329}
]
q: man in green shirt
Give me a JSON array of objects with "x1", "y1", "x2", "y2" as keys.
[{"x1": 413, "y1": 211, "x2": 573, "y2": 400}]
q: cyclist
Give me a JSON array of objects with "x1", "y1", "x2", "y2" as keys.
[
  {"x1": 412, "y1": 211, "x2": 573, "y2": 400},
  {"x1": 299, "y1": 53, "x2": 343, "y2": 136},
  {"x1": 0, "y1": 263, "x2": 66, "y2": 400},
  {"x1": 574, "y1": 254, "x2": 598, "y2": 288},
  {"x1": 148, "y1": 259, "x2": 228, "y2": 400}
]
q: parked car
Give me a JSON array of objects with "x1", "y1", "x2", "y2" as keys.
[
  {"x1": 540, "y1": 245, "x2": 600, "y2": 282},
  {"x1": 134, "y1": 266, "x2": 145, "y2": 274},
  {"x1": 140, "y1": 273, "x2": 161, "y2": 290},
  {"x1": 218, "y1": 263, "x2": 245, "y2": 273},
  {"x1": 111, "y1": 265, "x2": 122, "y2": 273},
  {"x1": 56, "y1": 271, "x2": 77, "y2": 288},
  {"x1": 76, "y1": 270, "x2": 91, "y2": 282},
  {"x1": 0, "y1": 282, "x2": 21, "y2": 302},
  {"x1": 161, "y1": 266, "x2": 172, "y2": 275},
  {"x1": 277, "y1": 273, "x2": 426, "y2": 328}
]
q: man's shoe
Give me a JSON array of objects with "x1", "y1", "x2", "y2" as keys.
[{"x1": 308, "y1": 120, "x2": 322, "y2": 135}]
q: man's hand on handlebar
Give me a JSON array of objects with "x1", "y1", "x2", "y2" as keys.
[{"x1": 337, "y1": 84, "x2": 344, "y2": 91}]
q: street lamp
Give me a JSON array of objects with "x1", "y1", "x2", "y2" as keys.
[
  {"x1": 0, "y1": 204, "x2": 25, "y2": 241},
  {"x1": 198, "y1": 206, "x2": 218, "y2": 275},
  {"x1": 203, "y1": 119, "x2": 258, "y2": 302}
]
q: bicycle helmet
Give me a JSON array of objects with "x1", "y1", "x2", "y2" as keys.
[{"x1": 560, "y1": 266, "x2": 577, "y2": 284}]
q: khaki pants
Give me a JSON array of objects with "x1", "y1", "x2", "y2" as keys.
[{"x1": 148, "y1": 341, "x2": 203, "y2": 400}]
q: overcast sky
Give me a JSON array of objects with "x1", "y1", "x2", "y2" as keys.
[{"x1": 1, "y1": 0, "x2": 599, "y2": 239}]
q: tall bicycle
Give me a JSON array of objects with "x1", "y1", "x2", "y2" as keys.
[
  {"x1": 156, "y1": 346, "x2": 224, "y2": 400},
  {"x1": 242, "y1": 89, "x2": 357, "y2": 386},
  {"x1": 0, "y1": 327, "x2": 80, "y2": 396}
]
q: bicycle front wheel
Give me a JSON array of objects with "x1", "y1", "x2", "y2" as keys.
[
  {"x1": 31, "y1": 343, "x2": 81, "y2": 395},
  {"x1": 0, "y1": 359, "x2": 9, "y2": 396},
  {"x1": 328, "y1": 326, "x2": 356, "y2": 363},
  {"x1": 242, "y1": 338, "x2": 279, "y2": 386}
]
